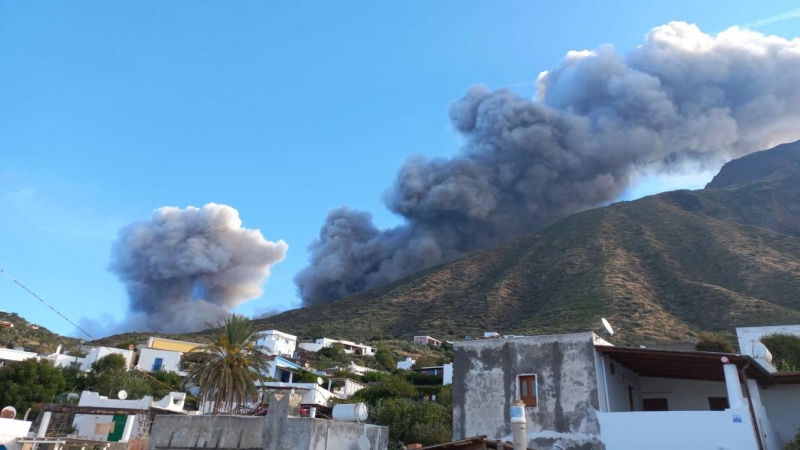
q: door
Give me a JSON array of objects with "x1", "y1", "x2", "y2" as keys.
[
  {"x1": 627, "y1": 385, "x2": 636, "y2": 411},
  {"x1": 519, "y1": 375, "x2": 537, "y2": 407}
]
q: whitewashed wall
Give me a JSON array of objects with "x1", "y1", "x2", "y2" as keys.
[
  {"x1": 137, "y1": 348, "x2": 182, "y2": 373},
  {"x1": 0, "y1": 418, "x2": 31, "y2": 450},
  {"x1": 597, "y1": 407, "x2": 759, "y2": 450},
  {"x1": 640, "y1": 378, "x2": 728, "y2": 411}
]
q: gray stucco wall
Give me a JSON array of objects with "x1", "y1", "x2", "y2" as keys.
[
  {"x1": 452, "y1": 332, "x2": 604, "y2": 450},
  {"x1": 149, "y1": 392, "x2": 388, "y2": 450}
]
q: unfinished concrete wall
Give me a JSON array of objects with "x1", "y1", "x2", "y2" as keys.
[
  {"x1": 149, "y1": 392, "x2": 388, "y2": 450},
  {"x1": 453, "y1": 332, "x2": 603, "y2": 450}
]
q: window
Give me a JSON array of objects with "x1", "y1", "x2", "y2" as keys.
[
  {"x1": 708, "y1": 397, "x2": 729, "y2": 411},
  {"x1": 643, "y1": 398, "x2": 669, "y2": 411},
  {"x1": 152, "y1": 357, "x2": 163, "y2": 372},
  {"x1": 518, "y1": 375, "x2": 537, "y2": 407}
]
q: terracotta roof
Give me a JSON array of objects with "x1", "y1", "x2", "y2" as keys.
[{"x1": 595, "y1": 345, "x2": 772, "y2": 383}]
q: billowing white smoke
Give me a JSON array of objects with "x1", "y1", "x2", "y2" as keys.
[
  {"x1": 107, "y1": 203, "x2": 288, "y2": 333},
  {"x1": 296, "y1": 22, "x2": 800, "y2": 305}
]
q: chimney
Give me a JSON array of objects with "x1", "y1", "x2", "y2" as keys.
[
  {"x1": 55, "y1": 345, "x2": 62, "y2": 355},
  {"x1": 510, "y1": 400, "x2": 526, "y2": 450}
]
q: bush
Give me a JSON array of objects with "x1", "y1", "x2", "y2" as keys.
[
  {"x1": 370, "y1": 398, "x2": 451, "y2": 447},
  {"x1": 695, "y1": 332, "x2": 736, "y2": 353},
  {"x1": 375, "y1": 348, "x2": 396, "y2": 371},
  {"x1": 761, "y1": 333, "x2": 800, "y2": 373},
  {"x1": 785, "y1": 426, "x2": 800, "y2": 450},
  {"x1": 352, "y1": 374, "x2": 417, "y2": 404}
]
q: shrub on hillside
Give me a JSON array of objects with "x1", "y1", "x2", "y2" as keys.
[
  {"x1": 694, "y1": 332, "x2": 736, "y2": 353},
  {"x1": 761, "y1": 333, "x2": 800, "y2": 373}
]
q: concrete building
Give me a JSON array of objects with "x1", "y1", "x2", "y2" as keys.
[
  {"x1": 136, "y1": 337, "x2": 204, "y2": 376},
  {"x1": 153, "y1": 391, "x2": 388, "y2": 450},
  {"x1": 298, "y1": 338, "x2": 376, "y2": 356},
  {"x1": 453, "y1": 331, "x2": 800, "y2": 450},
  {"x1": 0, "y1": 417, "x2": 32, "y2": 450},
  {"x1": 69, "y1": 390, "x2": 186, "y2": 442},
  {"x1": 43, "y1": 345, "x2": 85, "y2": 369},
  {"x1": 414, "y1": 336, "x2": 442, "y2": 347},
  {"x1": 80, "y1": 347, "x2": 135, "y2": 372},
  {"x1": 255, "y1": 330, "x2": 297, "y2": 357}
]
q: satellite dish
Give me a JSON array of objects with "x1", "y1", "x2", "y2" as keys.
[
  {"x1": 358, "y1": 434, "x2": 371, "y2": 450},
  {"x1": 601, "y1": 318, "x2": 614, "y2": 336},
  {"x1": 1, "y1": 406, "x2": 16, "y2": 419},
  {"x1": 118, "y1": 390, "x2": 128, "y2": 400},
  {"x1": 304, "y1": 363, "x2": 310, "y2": 368},
  {"x1": 317, "y1": 377, "x2": 324, "y2": 386}
]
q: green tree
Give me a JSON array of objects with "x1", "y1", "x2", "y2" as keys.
[
  {"x1": 182, "y1": 315, "x2": 269, "y2": 413},
  {"x1": 0, "y1": 359, "x2": 66, "y2": 413},
  {"x1": 86, "y1": 354, "x2": 152, "y2": 399},
  {"x1": 375, "y1": 348, "x2": 396, "y2": 371},
  {"x1": 761, "y1": 333, "x2": 800, "y2": 372},
  {"x1": 369, "y1": 398, "x2": 451, "y2": 447},
  {"x1": 352, "y1": 374, "x2": 417, "y2": 404}
]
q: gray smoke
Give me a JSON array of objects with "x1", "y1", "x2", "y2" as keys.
[
  {"x1": 109, "y1": 203, "x2": 288, "y2": 333},
  {"x1": 296, "y1": 22, "x2": 800, "y2": 305}
]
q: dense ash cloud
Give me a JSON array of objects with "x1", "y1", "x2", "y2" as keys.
[
  {"x1": 296, "y1": 22, "x2": 800, "y2": 305},
  {"x1": 107, "y1": 203, "x2": 288, "y2": 333}
]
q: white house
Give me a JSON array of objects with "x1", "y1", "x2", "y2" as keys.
[
  {"x1": 453, "y1": 331, "x2": 800, "y2": 450},
  {"x1": 80, "y1": 347, "x2": 134, "y2": 372},
  {"x1": 0, "y1": 347, "x2": 39, "y2": 364},
  {"x1": 136, "y1": 337, "x2": 205, "y2": 376},
  {"x1": 255, "y1": 330, "x2": 297, "y2": 357},
  {"x1": 70, "y1": 391, "x2": 186, "y2": 442},
  {"x1": 397, "y1": 357, "x2": 416, "y2": 370},
  {"x1": 298, "y1": 338, "x2": 376, "y2": 356},
  {"x1": 0, "y1": 417, "x2": 32, "y2": 450},
  {"x1": 43, "y1": 345, "x2": 85, "y2": 369},
  {"x1": 414, "y1": 336, "x2": 442, "y2": 347}
]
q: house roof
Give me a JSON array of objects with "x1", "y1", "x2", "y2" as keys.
[
  {"x1": 418, "y1": 436, "x2": 531, "y2": 449},
  {"x1": 595, "y1": 345, "x2": 773, "y2": 383},
  {"x1": 769, "y1": 371, "x2": 800, "y2": 384}
]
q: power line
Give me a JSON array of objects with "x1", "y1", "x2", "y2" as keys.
[
  {"x1": 0, "y1": 266, "x2": 95, "y2": 340},
  {"x1": 0, "y1": 266, "x2": 180, "y2": 394}
]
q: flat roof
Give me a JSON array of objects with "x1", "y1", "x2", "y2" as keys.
[{"x1": 596, "y1": 346, "x2": 772, "y2": 383}]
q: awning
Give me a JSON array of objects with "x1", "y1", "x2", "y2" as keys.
[{"x1": 595, "y1": 346, "x2": 772, "y2": 383}]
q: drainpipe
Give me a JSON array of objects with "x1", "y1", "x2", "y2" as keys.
[
  {"x1": 510, "y1": 400, "x2": 526, "y2": 450},
  {"x1": 739, "y1": 364, "x2": 765, "y2": 450}
]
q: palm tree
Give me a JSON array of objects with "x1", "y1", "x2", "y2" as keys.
[{"x1": 182, "y1": 314, "x2": 269, "y2": 413}]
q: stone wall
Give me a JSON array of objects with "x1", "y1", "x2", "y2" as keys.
[{"x1": 452, "y1": 332, "x2": 604, "y2": 450}]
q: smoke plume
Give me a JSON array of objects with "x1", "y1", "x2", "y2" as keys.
[
  {"x1": 108, "y1": 203, "x2": 288, "y2": 333},
  {"x1": 296, "y1": 22, "x2": 800, "y2": 305}
]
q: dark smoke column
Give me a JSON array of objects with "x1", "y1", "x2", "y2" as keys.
[
  {"x1": 110, "y1": 203, "x2": 288, "y2": 333},
  {"x1": 296, "y1": 22, "x2": 800, "y2": 306}
]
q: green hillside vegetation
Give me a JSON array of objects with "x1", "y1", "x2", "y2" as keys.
[
  {"x1": 253, "y1": 140, "x2": 800, "y2": 345},
  {"x1": 0, "y1": 312, "x2": 82, "y2": 354}
]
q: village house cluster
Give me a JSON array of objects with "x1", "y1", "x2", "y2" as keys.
[{"x1": 4, "y1": 324, "x2": 800, "y2": 449}]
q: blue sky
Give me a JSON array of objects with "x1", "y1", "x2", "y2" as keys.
[{"x1": 2, "y1": 1, "x2": 799, "y2": 337}]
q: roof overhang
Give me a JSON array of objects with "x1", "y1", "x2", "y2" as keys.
[{"x1": 595, "y1": 346, "x2": 772, "y2": 384}]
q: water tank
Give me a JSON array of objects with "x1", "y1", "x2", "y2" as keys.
[
  {"x1": 751, "y1": 341, "x2": 773, "y2": 364},
  {"x1": 332, "y1": 403, "x2": 368, "y2": 422}
]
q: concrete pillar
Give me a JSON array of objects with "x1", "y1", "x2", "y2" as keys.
[
  {"x1": 747, "y1": 379, "x2": 763, "y2": 407},
  {"x1": 309, "y1": 407, "x2": 317, "y2": 418},
  {"x1": 288, "y1": 372, "x2": 294, "y2": 383},
  {"x1": 119, "y1": 415, "x2": 136, "y2": 443},
  {"x1": 37, "y1": 411, "x2": 52, "y2": 438},
  {"x1": 723, "y1": 363, "x2": 744, "y2": 409},
  {"x1": 510, "y1": 400, "x2": 526, "y2": 450}
]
